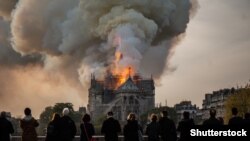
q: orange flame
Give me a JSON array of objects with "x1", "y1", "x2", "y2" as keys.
[
  {"x1": 112, "y1": 61, "x2": 135, "y2": 88},
  {"x1": 117, "y1": 67, "x2": 134, "y2": 85},
  {"x1": 112, "y1": 35, "x2": 135, "y2": 88}
]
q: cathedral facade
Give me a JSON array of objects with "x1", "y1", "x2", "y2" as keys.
[{"x1": 87, "y1": 73, "x2": 155, "y2": 122}]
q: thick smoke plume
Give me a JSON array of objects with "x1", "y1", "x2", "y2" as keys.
[
  {"x1": 0, "y1": 0, "x2": 197, "y2": 117},
  {"x1": 0, "y1": 0, "x2": 17, "y2": 20}
]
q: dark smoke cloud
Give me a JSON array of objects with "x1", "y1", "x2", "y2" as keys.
[
  {"x1": 0, "y1": 0, "x2": 198, "y2": 117},
  {"x1": 0, "y1": 18, "x2": 42, "y2": 66},
  {"x1": 0, "y1": 0, "x2": 18, "y2": 20}
]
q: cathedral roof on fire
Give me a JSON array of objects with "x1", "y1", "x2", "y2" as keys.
[{"x1": 117, "y1": 77, "x2": 140, "y2": 93}]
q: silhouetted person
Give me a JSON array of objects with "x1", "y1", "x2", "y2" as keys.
[
  {"x1": 101, "y1": 111, "x2": 121, "y2": 141},
  {"x1": 228, "y1": 107, "x2": 243, "y2": 126},
  {"x1": 80, "y1": 114, "x2": 95, "y2": 141},
  {"x1": 218, "y1": 117, "x2": 224, "y2": 125},
  {"x1": 146, "y1": 114, "x2": 160, "y2": 141},
  {"x1": 243, "y1": 112, "x2": 250, "y2": 126},
  {"x1": 203, "y1": 109, "x2": 221, "y2": 126},
  {"x1": 45, "y1": 113, "x2": 61, "y2": 141},
  {"x1": 124, "y1": 113, "x2": 143, "y2": 141},
  {"x1": 20, "y1": 107, "x2": 39, "y2": 141},
  {"x1": 159, "y1": 111, "x2": 177, "y2": 141},
  {"x1": 177, "y1": 111, "x2": 195, "y2": 141},
  {"x1": 0, "y1": 111, "x2": 14, "y2": 141},
  {"x1": 59, "y1": 108, "x2": 77, "y2": 141}
]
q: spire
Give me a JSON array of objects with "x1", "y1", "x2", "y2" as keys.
[{"x1": 128, "y1": 67, "x2": 132, "y2": 78}]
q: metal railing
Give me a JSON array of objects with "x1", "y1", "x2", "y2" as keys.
[{"x1": 11, "y1": 135, "x2": 149, "y2": 141}]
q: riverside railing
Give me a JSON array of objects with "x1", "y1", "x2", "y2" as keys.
[{"x1": 11, "y1": 135, "x2": 149, "y2": 141}]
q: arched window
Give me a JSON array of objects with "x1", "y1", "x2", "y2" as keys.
[
  {"x1": 124, "y1": 96, "x2": 127, "y2": 103},
  {"x1": 129, "y1": 96, "x2": 134, "y2": 104}
]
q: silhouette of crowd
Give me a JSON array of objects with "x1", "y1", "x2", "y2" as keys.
[{"x1": 0, "y1": 107, "x2": 250, "y2": 141}]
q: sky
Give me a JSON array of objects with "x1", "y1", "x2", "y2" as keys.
[
  {"x1": 0, "y1": 0, "x2": 249, "y2": 118},
  {"x1": 156, "y1": 0, "x2": 250, "y2": 108}
]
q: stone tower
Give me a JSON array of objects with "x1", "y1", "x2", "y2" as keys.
[{"x1": 87, "y1": 73, "x2": 155, "y2": 122}]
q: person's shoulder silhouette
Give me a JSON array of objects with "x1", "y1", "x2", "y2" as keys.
[
  {"x1": 228, "y1": 107, "x2": 243, "y2": 126},
  {"x1": 0, "y1": 111, "x2": 14, "y2": 141},
  {"x1": 243, "y1": 112, "x2": 250, "y2": 126},
  {"x1": 177, "y1": 111, "x2": 195, "y2": 141},
  {"x1": 159, "y1": 111, "x2": 177, "y2": 141},
  {"x1": 101, "y1": 111, "x2": 121, "y2": 141},
  {"x1": 203, "y1": 109, "x2": 221, "y2": 126}
]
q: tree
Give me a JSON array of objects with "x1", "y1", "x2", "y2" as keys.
[
  {"x1": 39, "y1": 106, "x2": 53, "y2": 124},
  {"x1": 93, "y1": 114, "x2": 106, "y2": 134},
  {"x1": 53, "y1": 103, "x2": 74, "y2": 116},
  {"x1": 225, "y1": 88, "x2": 250, "y2": 123}
]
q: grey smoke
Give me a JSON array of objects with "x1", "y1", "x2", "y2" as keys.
[
  {"x1": 0, "y1": 0, "x2": 197, "y2": 116},
  {"x1": 0, "y1": 0, "x2": 18, "y2": 20},
  {"x1": 11, "y1": 0, "x2": 196, "y2": 80}
]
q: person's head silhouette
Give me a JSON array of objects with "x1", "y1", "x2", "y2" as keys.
[
  {"x1": 150, "y1": 114, "x2": 158, "y2": 122},
  {"x1": 62, "y1": 108, "x2": 69, "y2": 116},
  {"x1": 0, "y1": 111, "x2": 6, "y2": 118},
  {"x1": 127, "y1": 113, "x2": 136, "y2": 121},
  {"x1": 82, "y1": 114, "x2": 91, "y2": 123},
  {"x1": 183, "y1": 111, "x2": 190, "y2": 120},
  {"x1": 107, "y1": 111, "x2": 113, "y2": 118},
  {"x1": 231, "y1": 107, "x2": 238, "y2": 116},
  {"x1": 161, "y1": 111, "x2": 168, "y2": 117},
  {"x1": 24, "y1": 108, "x2": 31, "y2": 116},
  {"x1": 209, "y1": 109, "x2": 216, "y2": 118},
  {"x1": 245, "y1": 113, "x2": 250, "y2": 119}
]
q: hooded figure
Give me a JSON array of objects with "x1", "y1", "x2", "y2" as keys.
[{"x1": 20, "y1": 108, "x2": 39, "y2": 141}]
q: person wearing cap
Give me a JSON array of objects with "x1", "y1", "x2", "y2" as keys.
[
  {"x1": 59, "y1": 108, "x2": 77, "y2": 141},
  {"x1": 20, "y1": 108, "x2": 39, "y2": 141},
  {"x1": 0, "y1": 111, "x2": 14, "y2": 141},
  {"x1": 101, "y1": 111, "x2": 121, "y2": 141}
]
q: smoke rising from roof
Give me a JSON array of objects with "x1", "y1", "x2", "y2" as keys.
[{"x1": 0, "y1": 0, "x2": 197, "y2": 117}]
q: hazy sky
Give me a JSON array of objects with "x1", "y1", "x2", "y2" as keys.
[
  {"x1": 156, "y1": 0, "x2": 250, "y2": 108},
  {"x1": 1, "y1": 0, "x2": 249, "y2": 118}
]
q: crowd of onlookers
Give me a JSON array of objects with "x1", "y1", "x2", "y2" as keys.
[{"x1": 0, "y1": 107, "x2": 250, "y2": 141}]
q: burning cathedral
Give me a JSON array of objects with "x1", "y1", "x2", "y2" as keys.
[{"x1": 87, "y1": 68, "x2": 155, "y2": 122}]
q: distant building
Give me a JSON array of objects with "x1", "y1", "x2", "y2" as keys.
[
  {"x1": 201, "y1": 88, "x2": 236, "y2": 120},
  {"x1": 174, "y1": 101, "x2": 199, "y2": 122},
  {"x1": 88, "y1": 73, "x2": 155, "y2": 123},
  {"x1": 78, "y1": 107, "x2": 86, "y2": 115}
]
